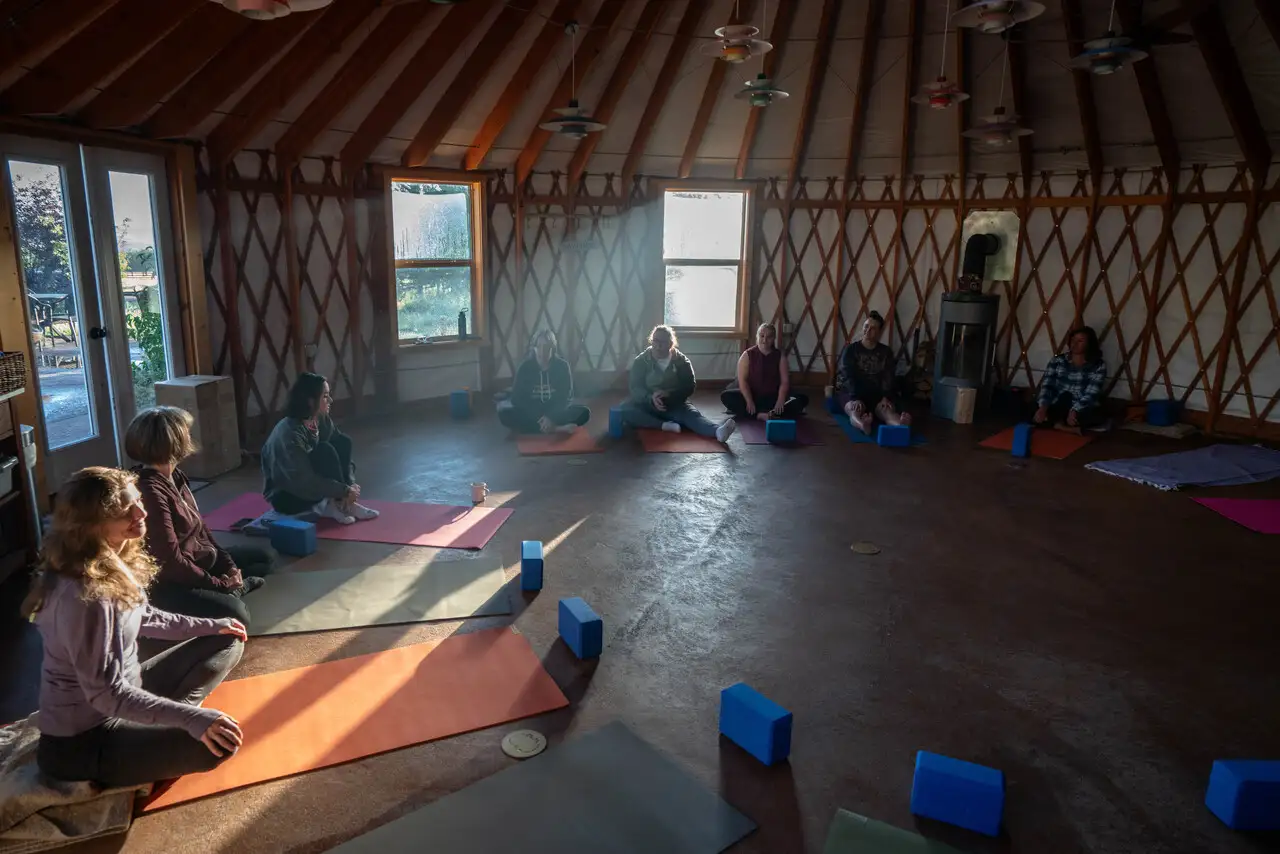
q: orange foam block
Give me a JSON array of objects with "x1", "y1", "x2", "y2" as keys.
[
  {"x1": 979, "y1": 425, "x2": 1094, "y2": 460},
  {"x1": 636, "y1": 428, "x2": 729, "y2": 454},
  {"x1": 143, "y1": 627, "x2": 568, "y2": 811},
  {"x1": 516, "y1": 427, "x2": 604, "y2": 456}
]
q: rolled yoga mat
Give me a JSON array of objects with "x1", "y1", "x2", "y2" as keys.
[
  {"x1": 245, "y1": 555, "x2": 510, "y2": 636},
  {"x1": 330, "y1": 721, "x2": 756, "y2": 854},
  {"x1": 202, "y1": 494, "x2": 513, "y2": 550},
  {"x1": 142, "y1": 627, "x2": 568, "y2": 811}
]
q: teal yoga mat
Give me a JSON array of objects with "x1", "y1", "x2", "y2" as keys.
[{"x1": 822, "y1": 809, "x2": 966, "y2": 853}]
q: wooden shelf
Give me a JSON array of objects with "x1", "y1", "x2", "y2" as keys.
[{"x1": 0, "y1": 490, "x2": 19, "y2": 511}]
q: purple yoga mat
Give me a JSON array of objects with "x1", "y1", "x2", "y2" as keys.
[
  {"x1": 1193, "y1": 498, "x2": 1280, "y2": 534},
  {"x1": 736, "y1": 418, "x2": 825, "y2": 445}
]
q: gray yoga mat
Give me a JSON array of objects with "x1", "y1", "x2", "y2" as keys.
[
  {"x1": 331, "y1": 721, "x2": 756, "y2": 854},
  {"x1": 1084, "y1": 443, "x2": 1280, "y2": 491},
  {"x1": 822, "y1": 809, "x2": 965, "y2": 853}
]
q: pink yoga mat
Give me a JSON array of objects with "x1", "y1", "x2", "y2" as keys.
[
  {"x1": 736, "y1": 418, "x2": 825, "y2": 446},
  {"x1": 1193, "y1": 498, "x2": 1280, "y2": 534},
  {"x1": 203, "y1": 494, "x2": 513, "y2": 549}
]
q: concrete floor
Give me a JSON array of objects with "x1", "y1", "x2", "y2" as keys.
[{"x1": 2, "y1": 394, "x2": 1279, "y2": 854}]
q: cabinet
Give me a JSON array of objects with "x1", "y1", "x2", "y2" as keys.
[{"x1": 0, "y1": 396, "x2": 35, "y2": 584}]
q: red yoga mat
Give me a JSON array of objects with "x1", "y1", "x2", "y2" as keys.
[
  {"x1": 142, "y1": 628, "x2": 569, "y2": 810},
  {"x1": 1193, "y1": 498, "x2": 1280, "y2": 534},
  {"x1": 203, "y1": 494, "x2": 512, "y2": 550},
  {"x1": 516, "y1": 427, "x2": 604, "y2": 456},
  {"x1": 636, "y1": 428, "x2": 729, "y2": 453},
  {"x1": 735, "y1": 418, "x2": 825, "y2": 446},
  {"x1": 979, "y1": 426, "x2": 1094, "y2": 460}
]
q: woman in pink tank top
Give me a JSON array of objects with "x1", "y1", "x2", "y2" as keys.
[{"x1": 721, "y1": 323, "x2": 809, "y2": 420}]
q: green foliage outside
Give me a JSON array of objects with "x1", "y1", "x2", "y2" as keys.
[
  {"x1": 397, "y1": 266, "x2": 471, "y2": 341},
  {"x1": 127, "y1": 306, "x2": 166, "y2": 411},
  {"x1": 11, "y1": 167, "x2": 72, "y2": 294}
]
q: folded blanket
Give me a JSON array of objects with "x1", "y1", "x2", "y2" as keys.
[
  {"x1": 1085, "y1": 444, "x2": 1280, "y2": 491},
  {"x1": 0, "y1": 715, "x2": 148, "y2": 853}
]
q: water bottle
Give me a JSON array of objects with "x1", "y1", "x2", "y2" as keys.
[{"x1": 458, "y1": 310, "x2": 467, "y2": 340}]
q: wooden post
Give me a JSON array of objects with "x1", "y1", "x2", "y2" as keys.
[{"x1": 213, "y1": 164, "x2": 249, "y2": 444}]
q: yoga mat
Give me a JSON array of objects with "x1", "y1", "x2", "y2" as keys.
[
  {"x1": 1085, "y1": 444, "x2": 1280, "y2": 491},
  {"x1": 736, "y1": 418, "x2": 825, "y2": 446},
  {"x1": 830, "y1": 413, "x2": 926, "y2": 446},
  {"x1": 979, "y1": 425, "x2": 1091, "y2": 459},
  {"x1": 203, "y1": 494, "x2": 512, "y2": 550},
  {"x1": 1193, "y1": 498, "x2": 1280, "y2": 534},
  {"x1": 637, "y1": 429, "x2": 729, "y2": 453},
  {"x1": 142, "y1": 627, "x2": 568, "y2": 811},
  {"x1": 822, "y1": 809, "x2": 963, "y2": 853},
  {"x1": 246, "y1": 556, "x2": 510, "y2": 636},
  {"x1": 330, "y1": 721, "x2": 756, "y2": 854},
  {"x1": 516, "y1": 427, "x2": 604, "y2": 456}
]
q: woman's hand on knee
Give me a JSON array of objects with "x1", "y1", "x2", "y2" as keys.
[
  {"x1": 201, "y1": 714, "x2": 243, "y2": 757},
  {"x1": 218, "y1": 619, "x2": 248, "y2": 642}
]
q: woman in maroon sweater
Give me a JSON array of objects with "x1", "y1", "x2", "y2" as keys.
[
  {"x1": 721, "y1": 323, "x2": 809, "y2": 420},
  {"x1": 126, "y1": 407, "x2": 273, "y2": 627}
]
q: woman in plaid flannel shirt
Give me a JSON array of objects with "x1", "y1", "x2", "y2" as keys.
[{"x1": 1034, "y1": 325, "x2": 1107, "y2": 433}]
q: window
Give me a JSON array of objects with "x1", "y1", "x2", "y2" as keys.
[
  {"x1": 661, "y1": 188, "x2": 750, "y2": 333},
  {"x1": 387, "y1": 174, "x2": 484, "y2": 344}
]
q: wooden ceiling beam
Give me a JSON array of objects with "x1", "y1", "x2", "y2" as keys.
[
  {"x1": 679, "y1": 0, "x2": 759, "y2": 179},
  {"x1": 144, "y1": 14, "x2": 314, "y2": 140},
  {"x1": 896, "y1": 0, "x2": 922, "y2": 186},
  {"x1": 402, "y1": 4, "x2": 526, "y2": 169},
  {"x1": 1190, "y1": 3, "x2": 1271, "y2": 185},
  {"x1": 567, "y1": 0, "x2": 663, "y2": 190},
  {"x1": 207, "y1": 0, "x2": 382, "y2": 167},
  {"x1": 842, "y1": 0, "x2": 885, "y2": 194},
  {"x1": 1256, "y1": 0, "x2": 1280, "y2": 52},
  {"x1": 341, "y1": 2, "x2": 490, "y2": 173},
  {"x1": 1007, "y1": 35, "x2": 1034, "y2": 195},
  {"x1": 0, "y1": 0, "x2": 117, "y2": 79},
  {"x1": 736, "y1": 0, "x2": 797, "y2": 179},
  {"x1": 514, "y1": 0, "x2": 628, "y2": 188},
  {"x1": 1115, "y1": 0, "x2": 1179, "y2": 185},
  {"x1": 464, "y1": 0, "x2": 585, "y2": 171},
  {"x1": 955, "y1": 24, "x2": 968, "y2": 186},
  {"x1": 0, "y1": 0, "x2": 204, "y2": 116},
  {"x1": 618, "y1": 0, "x2": 708, "y2": 191},
  {"x1": 784, "y1": 0, "x2": 838, "y2": 200},
  {"x1": 1060, "y1": 0, "x2": 1103, "y2": 186},
  {"x1": 79, "y1": 6, "x2": 249, "y2": 129},
  {"x1": 279, "y1": 3, "x2": 433, "y2": 166}
]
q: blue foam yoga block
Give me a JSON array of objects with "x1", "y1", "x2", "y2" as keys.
[
  {"x1": 268, "y1": 518, "x2": 317, "y2": 557},
  {"x1": 520, "y1": 540, "x2": 544, "y2": 591},
  {"x1": 1011, "y1": 422, "x2": 1033, "y2": 458},
  {"x1": 558, "y1": 597, "x2": 602, "y2": 659},
  {"x1": 719, "y1": 683, "x2": 792, "y2": 766},
  {"x1": 876, "y1": 424, "x2": 911, "y2": 448},
  {"x1": 450, "y1": 389, "x2": 470, "y2": 419},
  {"x1": 765, "y1": 419, "x2": 797, "y2": 443},
  {"x1": 910, "y1": 750, "x2": 1004, "y2": 836},
  {"x1": 1206, "y1": 760, "x2": 1280, "y2": 830},
  {"x1": 826, "y1": 394, "x2": 841, "y2": 415},
  {"x1": 609, "y1": 405, "x2": 625, "y2": 438},
  {"x1": 1146, "y1": 398, "x2": 1181, "y2": 427}
]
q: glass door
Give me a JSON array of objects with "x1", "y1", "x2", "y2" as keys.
[{"x1": 1, "y1": 136, "x2": 116, "y2": 486}]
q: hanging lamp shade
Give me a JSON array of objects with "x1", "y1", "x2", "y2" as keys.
[
  {"x1": 912, "y1": 76, "x2": 970, "y2": 109},
  {"x1": 699, "y1": 24, "x2": 773, "y2": 63},
  {"x1": 952, "y1": 0, "x2": 1045, "y2": 34},
  {"x1": 962, "y1": 106, "x2": 1033, "y2": 148},
  {"x1": 538, "y1": 100, "x2": 607, "y2": 139},
  {"x1": 734, "y1": 72, "x2": 789, "y2": 107},
  {"x1": 218, "y1": 0, "x2": 332, "y2": 18},
  {"x1": 1069, "y1": 33, "x2": 1148, "y2": 75}
]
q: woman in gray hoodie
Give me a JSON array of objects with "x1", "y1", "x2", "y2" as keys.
[{"x1": 499, "y1": 329, "x2": 590, "y2": 433}]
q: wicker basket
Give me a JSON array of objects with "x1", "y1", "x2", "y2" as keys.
[{"x1": 0, "y1": 351, "x2": 27, "y2": 398}]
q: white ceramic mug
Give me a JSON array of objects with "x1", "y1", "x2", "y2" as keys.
[{"x1": 471, "y1": 482, "x2": 489, "y2": 504}]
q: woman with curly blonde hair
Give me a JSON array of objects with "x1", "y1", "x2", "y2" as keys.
[{"x1": 24, "y1": 467, "x2": 247, "y2": 787}]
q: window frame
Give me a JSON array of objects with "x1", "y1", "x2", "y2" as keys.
[
  {"x1": 381, "y1": 167, "x2": 487, "y2": 349},
  {"x1": 656, "y1": 179, "x2": 754, "y2": 338}
]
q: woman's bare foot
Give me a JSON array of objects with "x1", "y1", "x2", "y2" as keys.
[{"x1": 899, "y1": 411, "x2": 913, "y2": 427}]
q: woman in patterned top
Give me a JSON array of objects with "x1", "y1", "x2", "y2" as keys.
[
  {"x1": 1034, "y1": 325, "x2": 1107, "y2": 433},
  {"x1": 836, "y1": 311, "x2": 911, "y2": 436}
]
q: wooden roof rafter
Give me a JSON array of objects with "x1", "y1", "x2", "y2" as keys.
[
  {"x1": 1115, "y1": 0, "x2": 1179, "y2": 187},
  {"x1": 783, "y1": 0, "x2": 838, "y2": 202},
  {"x1": 897, "y1": 0, "x2": 923, "y2": 190},
  {"x1": 842, "y1": 0, "x2": 885, "y2": 197},
  {"x1": 679, "y1": 0, "x2": 760, "y2": 179},
  {"x1": 1060, "y1": 0, "x2": 1103, "y2": 187},
  {"x1": 514, "y1": 0, "x2": 629, "y2": 188},
  {"x1": 619, "y1": 0, "x2": 710, "y2": 192},
  {"x1": 1190, "y1": 3, "x2": 1271, "y2": 186},
  {"x1": 1256, "y1": 0, "x2": 1280, "y2": 54},
  {"x1": 1006, "y1": 31, "x2": 1034, "y2": 195},
  {"x1": 0, "y1": 0, "x2": 117, "y2": 79},
  {"x1": 736, "y1": 0, "x2": 797, "y2": 180}
]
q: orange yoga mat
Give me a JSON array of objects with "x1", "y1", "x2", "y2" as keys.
[
  {"x1": 516, "y1": 427, "x2": 604, "y2": 455},
  {"x1": 979, "y1": 425, "x2": 1094, "y2": 460},
  {"x1": 636, "y1": 428, "x2": 729, "y2": 454},
  {"x1": 143, "y1": 627, "x2": 568, "y2": 811}
]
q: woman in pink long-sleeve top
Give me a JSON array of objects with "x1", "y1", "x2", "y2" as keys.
[{"x1": 24, "y1": 467, "x2": 247, "y2": 788}]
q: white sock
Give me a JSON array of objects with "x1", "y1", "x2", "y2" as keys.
[
  {"x1": 555, "y1": 423, "x2": 577, "y2": 434},
  {"x1": 715, "y1": 419, "x2": 737, "y2": 443},
  {"x1": 314, "y1": 498, "x2": 355, "y2": 525},
  {"x1": 661, "y1": 421, "x2": 682, "y2": 433},
  {"x1": 348, "y1": 502, "x2": 380, "y2": 521}
]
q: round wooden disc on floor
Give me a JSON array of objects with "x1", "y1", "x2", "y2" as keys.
[
  {"x1": 566, "y1": 458, "x2": 589, "y2": 466},
  {"x1": 850, "y1": 541, "x2": 881, "y2": 555},
  {"x1": 501, "y1": 729, "x2": 547, "y2": 759}
]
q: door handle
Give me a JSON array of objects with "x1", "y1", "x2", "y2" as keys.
[{"x1": 88, "y1": 326, "x2": 108, "y2": 340}]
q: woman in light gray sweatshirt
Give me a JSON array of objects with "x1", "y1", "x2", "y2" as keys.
[{"x1": 26, "y1": 467, "x2": 247, "y2": 788}]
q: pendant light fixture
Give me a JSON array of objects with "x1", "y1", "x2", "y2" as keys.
[
  {"x1": 539, "y1": 21, "x2": 607, "y2": 139},
  {"x1": 952, "y1": 0, "x2": 1045, "y2": 35},
  {"x1": 963, "y1": 40, "x2": 1032, "y2": 148},
  {"x1": 700, "y1": 0, "x2": 773, "y2": 63},
  {"x1": 734, "y1": 0, "x2": 788, "y2": 107},
  {"x1": 217, "y1": 0, "x2": 332, "y2": 18},
  {"x1": 913, "y1": 1, "x2": 970, "y2": 109},
  {"x1": 1069, "y1": 0, "x2": 1148, "y2": 75}
]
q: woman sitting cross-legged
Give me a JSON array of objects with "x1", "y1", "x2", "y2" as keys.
[
  {"x1": 26, "y1": 466, "x2": 248, "y2": 789},
  {"x1": 498, "y1": 329, "x2": 591, "y2": 434},
  {"x1": 1034, "y1": 325, "x2": 1107, "y2": 434},
  {"x1": 621, "y1": 325, "x2": 737, "y2": 443},
  {"x1": 261, "y1": 372, "x2": 378, "y2": 526},
  {"x1": 721, "y1": 322, "x2": 809, "y2": 421},
  {"x1": 127, "y1": 406, "x2": 272, "y2": 627},
  {"x1": 836, "y1": 310, "x2": 912, "y2": 435}
]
